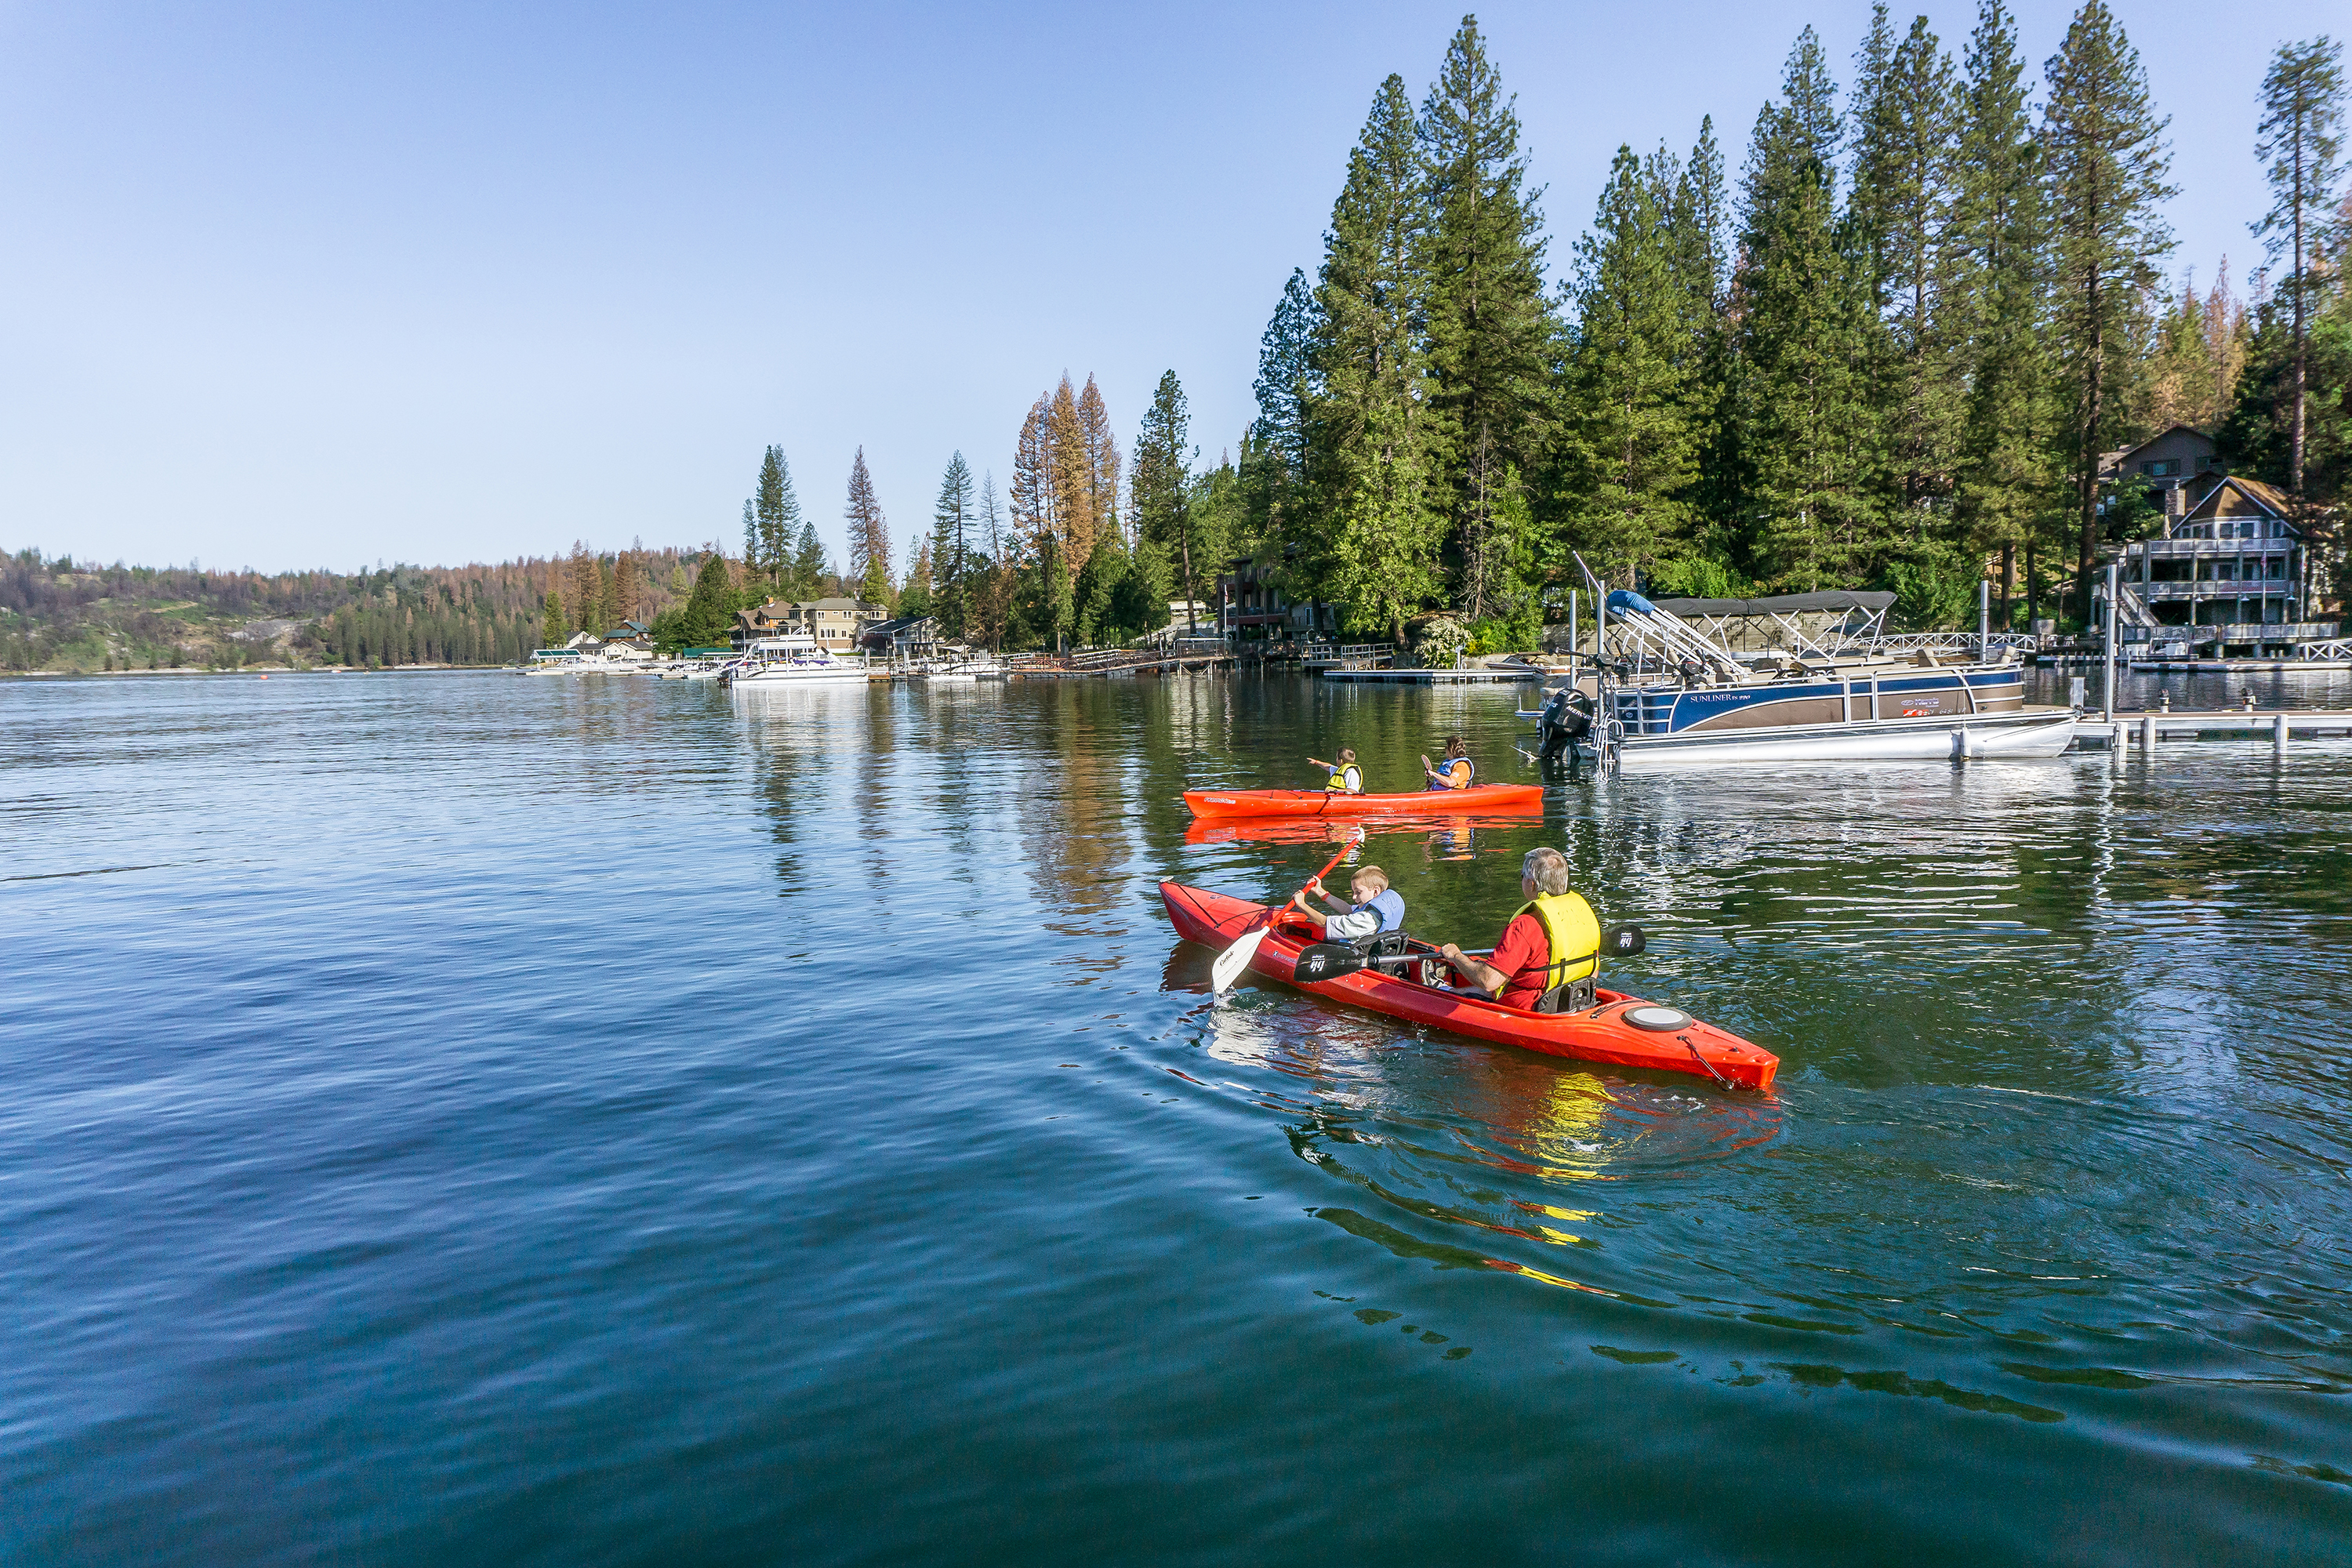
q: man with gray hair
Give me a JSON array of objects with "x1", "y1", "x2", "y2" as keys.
[{"x1": 1439, "y1": 846, "x2": 1603, "y2": 1011}]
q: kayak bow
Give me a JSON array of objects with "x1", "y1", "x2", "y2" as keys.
[
  {"x1": 1184, "y1": 784, "x2": 1542, "y2": 819},
  {"x1": 1161, "y1": 881, "x2": 1775, "y2": 1091}
]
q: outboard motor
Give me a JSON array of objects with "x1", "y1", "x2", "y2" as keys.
[{"x1": 1537, "y1": 688, "x2": 1595, "y2": 775}]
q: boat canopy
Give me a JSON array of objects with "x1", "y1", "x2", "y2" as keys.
[{"x1": 1646, "y1": 590, "x2": 1896, "y2": 616}]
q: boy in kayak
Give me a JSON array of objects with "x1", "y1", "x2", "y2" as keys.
[
  {"x1": 1289, "y1": 865, "x2": 1403, "y2": 940},
  {"x1": 1421, "y1": 735, "x2": 1475, "y2": 790},
  {"x1": 1437, "y1": 847, "x2": 1600, "y2": 1011},
  {"x1": 1308, "y1": 749, "x2": 1363, "y2": 793}
]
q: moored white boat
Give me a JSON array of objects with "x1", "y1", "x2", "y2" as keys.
[{"x1": 724, "y1": 634, "x2": 868, "y2": 686}]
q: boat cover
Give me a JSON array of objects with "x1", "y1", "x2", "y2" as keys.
[{"x1": 1646, "y1": 590, "x2": 1896, "y2": 616}]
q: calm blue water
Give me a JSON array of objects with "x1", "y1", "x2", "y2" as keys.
[{"x1": 5, "y1": 670, "x2": 2351, "y2": 1566}]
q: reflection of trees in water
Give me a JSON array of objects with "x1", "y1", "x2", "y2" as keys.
[{"x1": 1019, "y1": 681, "x2": 1140, "y2": 938}]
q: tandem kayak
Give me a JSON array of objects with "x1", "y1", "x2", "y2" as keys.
[
  {"x1": 1160, "y1": 881, "x2": 1776, "y2": 1091},
  {"x1": 1183, "y1": 784, "x2": 1543, "y2": 819}
]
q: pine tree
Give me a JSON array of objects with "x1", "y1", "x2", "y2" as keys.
[
  {"x1": 1047, "y1": 375, "x2": 1094, "y2": 590},
  {"x1": 1950, "y1": 0, "x2": 2056, "y2": 623},
  {"x1": 612, "y1": 551, "x2": 639, "y2": 629},
  {"x1": 2042, "y1": 0, "x2": 2175, "y2": 623},
  {"x1": 932, "y1": 452, "x2": 975, "y2": 638},
  {"x1": 755, "y1": 445, "x2": 800, "y2": 590},
  {"x1": 680, "y1": 554, "x2": 735, "y2": 648},
  {"x1": 1559, "y1": 145, "x2": 1702, "y2": 580},
  {"x1": 1420, "y1": 16, "x2": 1551, "y2": 621},
  {"x1": 790, "y1": 518, "x2": 827, "y2": 599},
  {"x1": 570, "y1": 541, "x2": 601, "y2": 635},
  {"x1": 1849, "y1": 9, "x2": 1963, "y2": 517},
  {"x1": 844, "y1": 448, "x2": 892, "y2": 604},
  {"x1": 1133, "y1": 370, "x2": 1203, "y2": 631},
  {"x1": 598, "y1": 555, "x2": 620, "y2": 633},
  {"x1": 1307, "y1": 74, "x2": 1444, "y2": 641},
  {"x1": 541, "y1": 590, "x2": 568, "y2": 648},
  {"x1": 1730, "y1": 28, "x2": 1886, "y2": 587},
  {"x1": 1247, "y1": 268, "x2": 1322, "y2": 546},
  {"x1": 742, "y1": 501, "x2": 760, "y2": 583},
  {"x1": 1077, "y1": 376, "x2": 1121, "y2": 547},
  {"x1": 2252, "y1": 37, "x2": 2347, "y2": 498}
]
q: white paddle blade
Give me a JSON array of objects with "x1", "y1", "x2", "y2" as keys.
[{"x1": 1210, "y1": 924, "x2": 1269, "y2": 994}]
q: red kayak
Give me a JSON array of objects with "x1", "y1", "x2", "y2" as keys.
[
  {"x1": 1184, "y1": 784, "x2": 1542, "y2": 819},
  {"x1": 1161, "y1": 881, "x2": 1777, "y2": 1091}
]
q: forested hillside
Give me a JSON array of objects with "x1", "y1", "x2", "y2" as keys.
[{"x1": 0, "y1": 546, "x2": 719, "y2": 672}]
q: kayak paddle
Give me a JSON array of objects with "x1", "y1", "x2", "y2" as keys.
[{"x1": 1210, "y1": 829, "x2": 1364, "y2": 995}]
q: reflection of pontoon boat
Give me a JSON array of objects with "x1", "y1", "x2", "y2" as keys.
[
  {"x1": 724, "y1": 634, "x2": 869, "y2": 686},
  {"x1": 1537, "y1": 581, "x2": 2077, "y2": 765}
]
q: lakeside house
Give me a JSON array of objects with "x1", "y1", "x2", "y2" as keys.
[
  {"x1": 2092, "y1": 428, "x2": 2338, "y2": 656},
  {"x1": 1217, "y1": 550, "x2": 1335, "y2": 646},
  {"x1": 732, "y1": 597, "x2": 887, "y2": 654}
]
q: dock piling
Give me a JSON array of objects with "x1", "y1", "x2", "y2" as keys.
[
  {"x1": 2141, "y1": 713, "x2": 2156, "y2": 755},
  {"x1": 2274, "y1": 713, "x2": 2288, "y2": 752}
]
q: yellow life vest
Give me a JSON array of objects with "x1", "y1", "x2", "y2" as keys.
[
  {"x1": 1512, "y1": 891, "x2": 1601, "y2": 994},
  {"x1": 1326, "y1": 764, "x2": 1362, "y2": 793}
]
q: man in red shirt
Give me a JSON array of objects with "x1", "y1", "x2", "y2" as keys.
[{"x1": 1437, "y1": 847, "x2": 1601, "y2": 1011}]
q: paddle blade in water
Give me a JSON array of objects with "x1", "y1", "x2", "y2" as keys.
[
  {"x1": 1210, "y1": 924, "x2": 1268, "y2": 993},
  {"x1": 1602, "y1": 923, "x2": 1646, "y2": 956}
]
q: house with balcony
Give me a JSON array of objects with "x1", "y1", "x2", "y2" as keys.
[
  {"x1": 2098, "y1": 426, "x2": 2227, "y2": 523},
  {"x1": 1217, "y1": 550, "x2": 1334, "y2": 644},
  {"x1": 732, "y1": 597, "x2": 887, "y2": 653},
  {"x1": 2096, "y1": 467, "x2": 2336, "y2": 656}
]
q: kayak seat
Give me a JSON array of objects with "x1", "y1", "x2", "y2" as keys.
[{"x1": 1534, "y1": 976, "x2": 1598, "y2": 1014}]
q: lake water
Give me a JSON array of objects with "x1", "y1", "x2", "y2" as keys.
[{"x1": 5, "y1": 669, "x2": 2351, "y2": 1565}]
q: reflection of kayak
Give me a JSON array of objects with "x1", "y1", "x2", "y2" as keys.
[
  {"x1": 1184, "y1": 785, "x2": 1542, "y2": 819},
  {"x1": 1160, "y1": 882, "x2": 1776, "y2": 1091},
  {"x1": 1184, "y1": 813, "x2": 1526, "y2": 846}
]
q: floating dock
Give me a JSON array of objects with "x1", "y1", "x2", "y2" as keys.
[
  {"x1": 2127, "y1": 659, "x2": 2352, "y2": 673},
  {"x1": 2078, "y1": 707, "x2": 2352, "y2": 750}
]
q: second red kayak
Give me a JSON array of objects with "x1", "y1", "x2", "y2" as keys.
[{"x1": 1185, "y1": 784, "x2": 1543, "y2": 819}]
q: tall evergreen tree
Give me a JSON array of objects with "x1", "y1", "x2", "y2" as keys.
[
  {"x1": 1730, "y1": 28, "x2": 1886, "y2": 587},
  {"x1": 612, "y1": 551, "x2": 640, "y2": 629},
  {"x1": 755, "y1": 445, "x2": 800, "y2": 590},
  {"x1": 1077, "y1": 376, "x2": 1122, "y2": 548},
  {"x1": 1246, "y1": 268, "x2": 1322, "y2": 548},
  {"x1": 1559, "y1": 145, "x2": 1702, "y2": 580},
  {"x1": 680, "y1": 554, "x2": 735, "y2": 648},
  {"x1": 1419, "y1": 16, "x2": 1552, "y2": 620},
  {"x1": 1849, "y1": 9, "x2": 1962, "y2": 517},
  {"x1": 931, "y1": 452, "x2": 975, "y2": 638},
  {"x1": 844, "y1": 448, "x2": 893, "y2": 604},
  {"x1": 789, "y1": 518, "x2": 828, "y2": 599},
  {"x1": 598, "y1": 555, "x2": 621, "y2": 633},
  {"x1": 1133, "y1": 370, "x2": 1203, "y2": 632},
  {"x1": 1950, "y1": 0, "x2": 2056, "y2": 622},
  {"x1": 541, "y1": 590, "x2": 568, "y2": 649},
  {"x1": 1307, "y1": 74, "x2": 1444, "y2": 641},
  {"x1": 2042, "y1": 0, "x2": 2175, "y2": 622},
  {"x1": 2251, "y1": 37, "x2": 2347, "y2": 498}
]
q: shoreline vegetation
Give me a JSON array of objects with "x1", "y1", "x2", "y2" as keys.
[{"x1": 6, "y1": 8, "x2": 2345, "y2": 676}]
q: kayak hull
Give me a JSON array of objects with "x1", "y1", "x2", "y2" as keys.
[
  {"x1": 1184, "y1": 784, "x2": 1543, "y2": 819},
  {"x1": 1160, "y1": 881, "x2": 1776, "y2": 1092}
]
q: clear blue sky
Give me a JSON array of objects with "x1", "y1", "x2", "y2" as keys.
[{"x1": 0, "y1": 0, "x2": 2315, "y2": 575}]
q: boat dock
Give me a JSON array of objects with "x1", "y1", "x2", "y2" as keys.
[
  {"x1": 1322, "y1": 666, "x2": 1541, "y2": 685},
  {"x1": 2079, "y1": 707, "x2": 2352, "y2": 750}
]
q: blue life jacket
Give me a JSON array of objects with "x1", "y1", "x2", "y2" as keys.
[
  {"x1": 1362, "y1": 889, "x2": 1405, "y2": 932},
  {"x1": 1425, "y1": 756, "x2": 1475, "y2": 791}
]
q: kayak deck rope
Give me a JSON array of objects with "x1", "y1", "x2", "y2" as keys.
[{"x1": 1682, "y1": 1035, "x2": 1735, "y2": 1090}]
